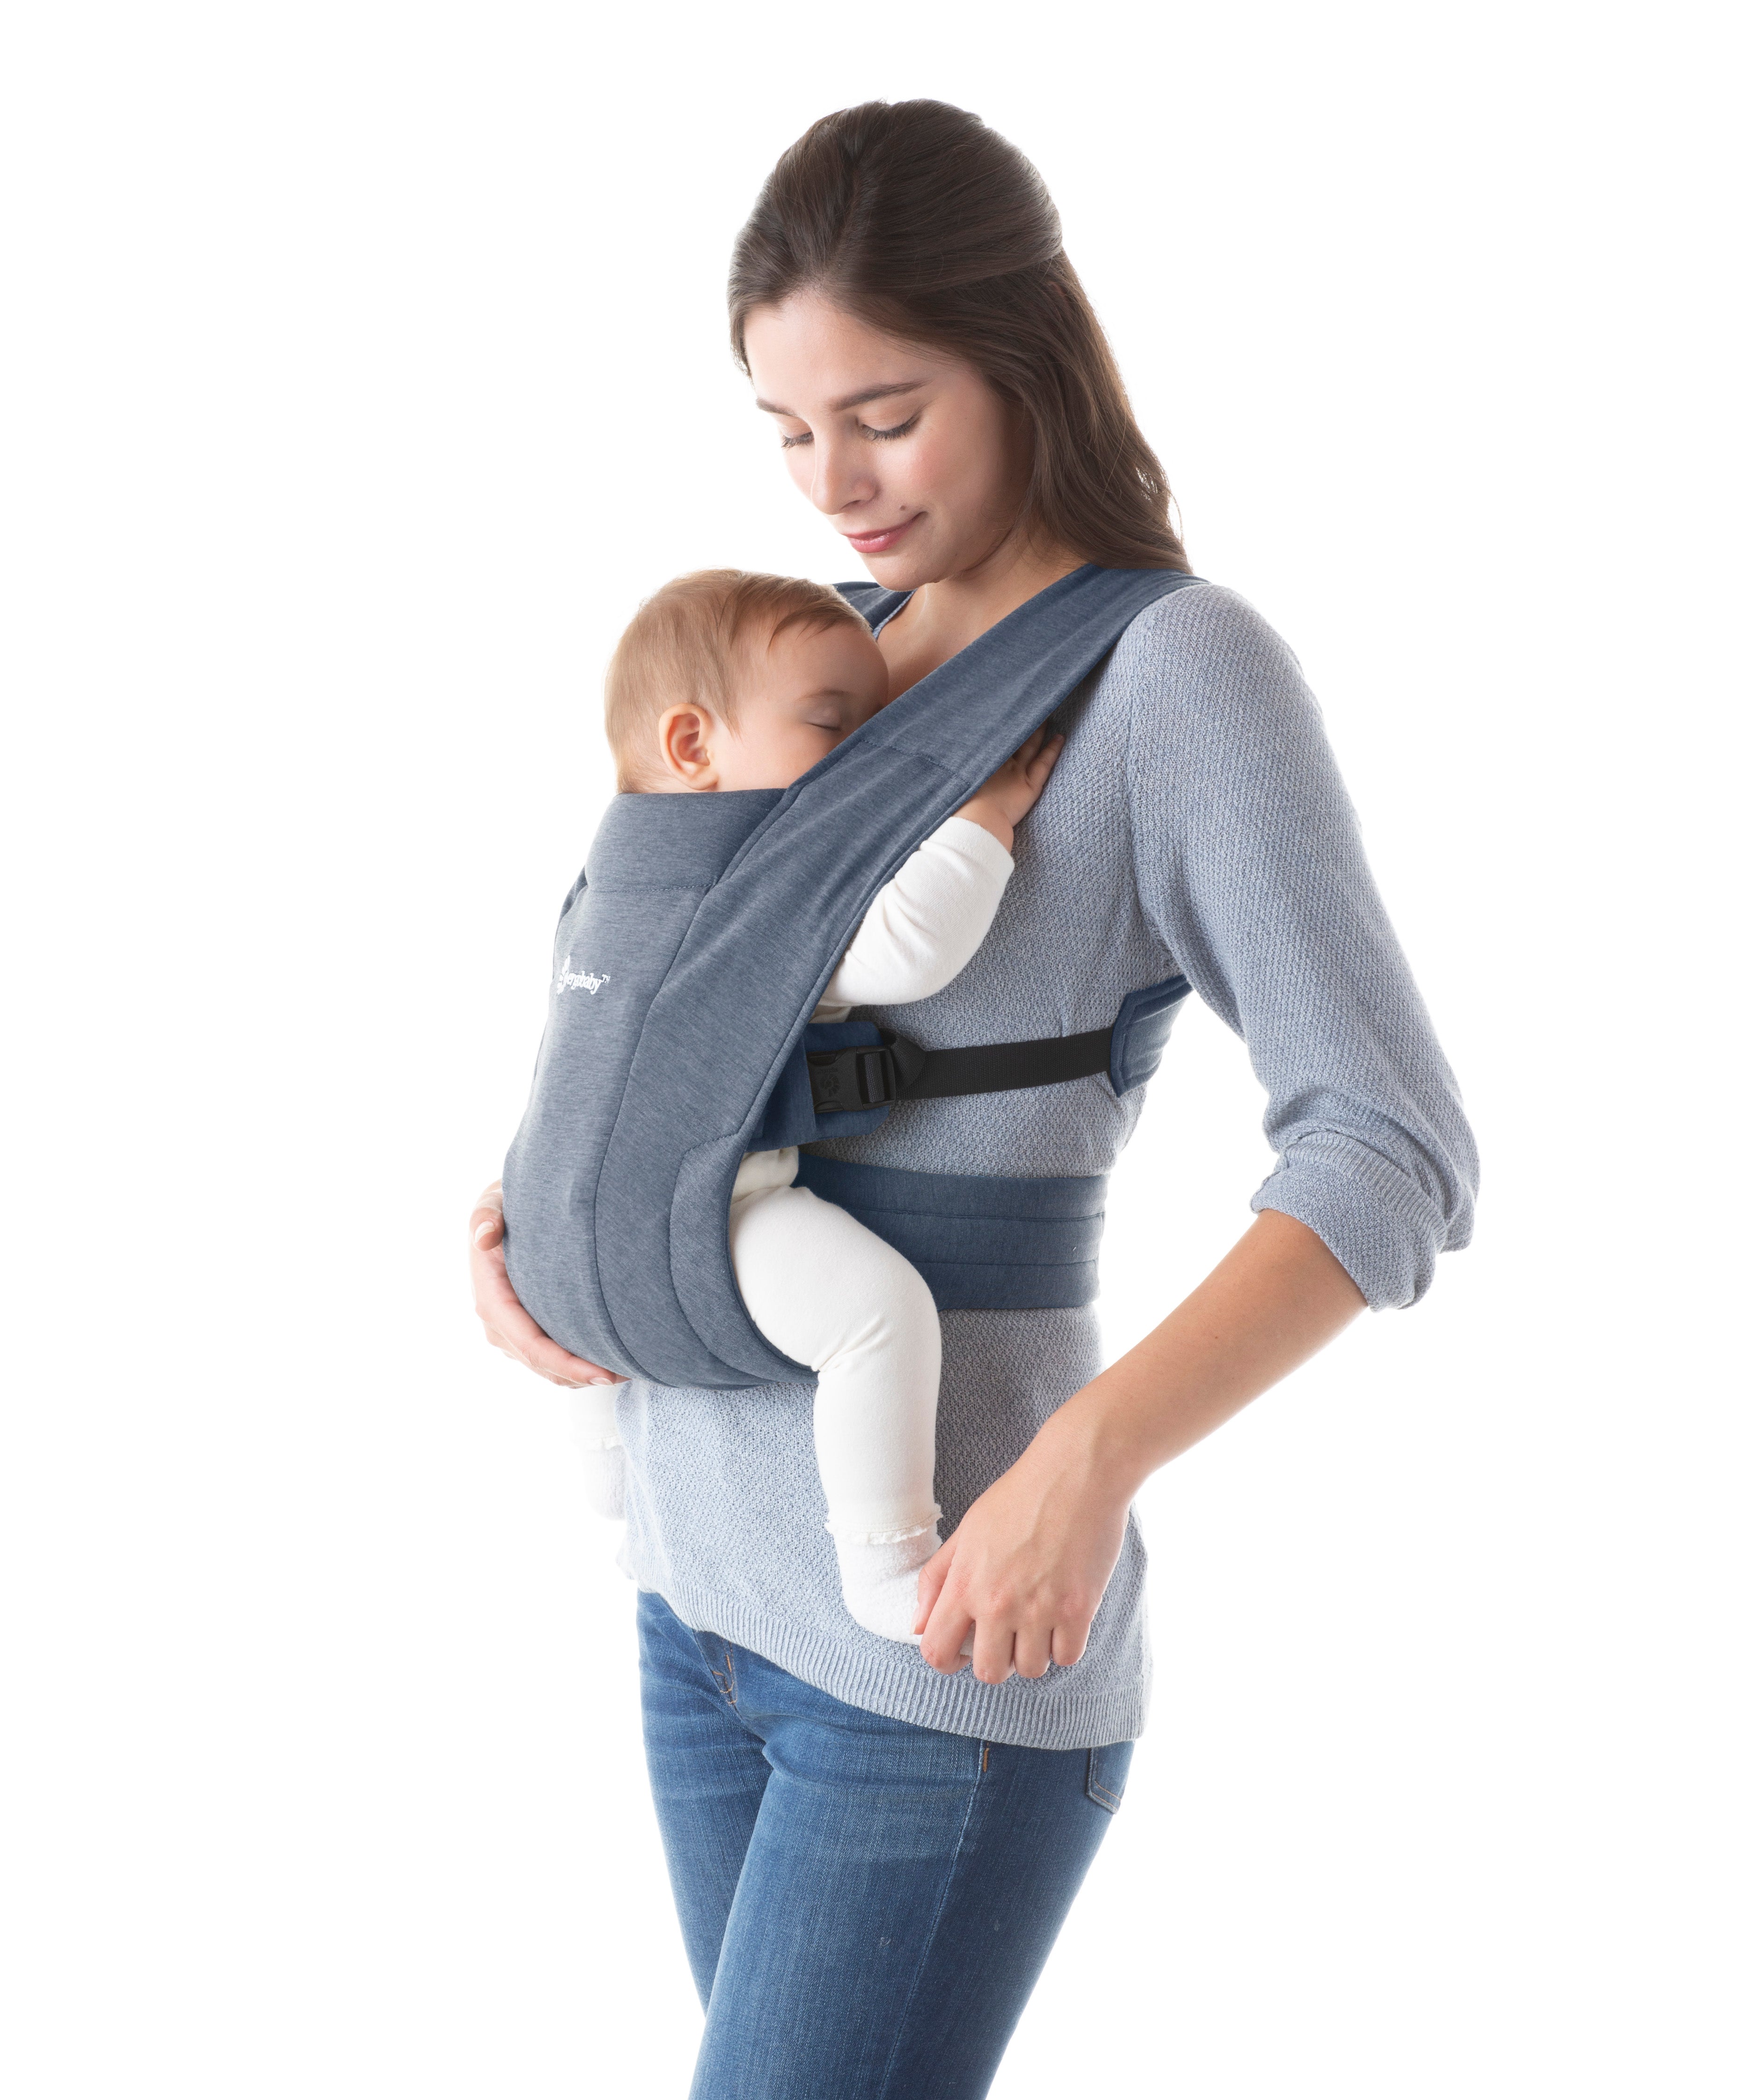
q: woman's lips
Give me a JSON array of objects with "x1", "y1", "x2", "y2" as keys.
[{"x1": 842, "y1": 515, "x2": 919, "y2": 556}]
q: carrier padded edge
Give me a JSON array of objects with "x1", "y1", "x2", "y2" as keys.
[{"x1": 503, "y1": 564, "x2": 1203, "y2": 1389}]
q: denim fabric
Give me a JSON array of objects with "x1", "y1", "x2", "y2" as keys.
[{"x1": 639, "y1": 1591, "x2": 1132, "y2": 2100}]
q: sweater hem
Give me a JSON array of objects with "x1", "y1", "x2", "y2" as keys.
[{"x1": 633, "y1": 1573, "x2": 1151, "y2": 1753}]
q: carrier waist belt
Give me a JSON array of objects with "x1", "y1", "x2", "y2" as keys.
[
  {"x1": 783, "y1": 977, "x2": 1195, "y2": 1311},
  {"x1": 792, "y1": 1154, "x2": 1108, "y2": 1312}
]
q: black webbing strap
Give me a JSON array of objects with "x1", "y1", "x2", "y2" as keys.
[{"x1": 806, "y1": 1027, "x2": 1111, "y2": 1115}]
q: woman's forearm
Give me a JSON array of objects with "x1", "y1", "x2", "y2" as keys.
[
  {"x1": 914, "y1": 1209, "x2": 1365, "y2": 1678},
  {"x1": 1052, "y1": 1208, "x2": 1365, "y2": 1496}
]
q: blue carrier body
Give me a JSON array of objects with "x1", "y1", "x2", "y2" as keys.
[{"x1": 502, "y1": 564, "x2": 1204, "y2": 1389}]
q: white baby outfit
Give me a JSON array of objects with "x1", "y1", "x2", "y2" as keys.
[{"x1": 572, "y1": 814, "x2": 1014, "y2": 1639}]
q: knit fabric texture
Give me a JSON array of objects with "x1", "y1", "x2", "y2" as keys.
[{"x1": 615, "y1": 584, "x2": 1478, "y2": 1750}]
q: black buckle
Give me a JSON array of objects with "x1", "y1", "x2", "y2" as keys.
[{"x1": 806, "y1": 1042, "x2": 898, "y2": 1114}]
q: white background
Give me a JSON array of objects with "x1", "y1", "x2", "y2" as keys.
[{"x1": 3, "y1": 3, "x2": 1744, "y2": 2094}]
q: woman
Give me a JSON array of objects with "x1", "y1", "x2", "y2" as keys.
[{"x1": 471, "y1": 100, "x2": 1476, "y2": 2097}]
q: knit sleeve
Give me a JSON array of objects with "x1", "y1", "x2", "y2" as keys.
[{"x1": 1120, "y1": 586, "x2": 1478, "y2": 1308}]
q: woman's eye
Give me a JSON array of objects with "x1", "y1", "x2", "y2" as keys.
[
  {"x1": 779, "y1": 429, "x2": 813, "y2": 449},
  {"x1": 861, "y1": 413, "x2": 920, "y2": 442}
]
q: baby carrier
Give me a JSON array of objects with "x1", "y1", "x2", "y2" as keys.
[{"x1": 503, "y1": 564, "x2": 1204, "y2": 1389}]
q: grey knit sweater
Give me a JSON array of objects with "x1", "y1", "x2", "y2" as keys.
[{"x1": 614, "y1": 583, "x2": 1477, "y2": 1750}]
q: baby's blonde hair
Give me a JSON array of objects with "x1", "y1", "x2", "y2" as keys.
[{"x1": 605, "y1": 569, "x2": 868, "y2": 792}]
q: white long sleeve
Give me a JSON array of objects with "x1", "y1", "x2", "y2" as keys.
[
  {"x1": 730, "y1": 816, "x2": 1014, "y2": 1203},
  {"x1": 813, "y1": 816, "x2": 1014, "y2": 1021}
]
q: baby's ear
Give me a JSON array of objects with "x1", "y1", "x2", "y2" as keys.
[{"x1": 656, "y1": 703, "x2": 717, "y2": 788}]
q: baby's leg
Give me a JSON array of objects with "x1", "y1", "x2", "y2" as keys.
[
  {"x1": 730, "y1": 1183, "x2": 942, "y2": 1641},
  {"x1": 568, "y1": 1382, "x2": 626, "y2": 1520}
]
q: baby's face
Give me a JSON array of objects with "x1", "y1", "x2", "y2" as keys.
[{"x1": 710, "y1": 620, "x2": 891, "y2": 791}]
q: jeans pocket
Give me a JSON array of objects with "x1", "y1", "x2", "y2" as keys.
[{"x1": 1085, "y1": 1741, "x2": 1134, "y2": 1814}]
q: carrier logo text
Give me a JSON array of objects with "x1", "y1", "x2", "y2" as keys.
[{"x1": 556, "y1": 956, "x2": 610, "y2": 996}]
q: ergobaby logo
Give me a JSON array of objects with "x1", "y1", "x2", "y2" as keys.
[{"x1": 555, "y1": 954, "x2": 610, "y2": 996}]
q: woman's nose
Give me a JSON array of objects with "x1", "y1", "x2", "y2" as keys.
[{"x1": 809, "y1": 435, "x2": 875, "y2": 517}]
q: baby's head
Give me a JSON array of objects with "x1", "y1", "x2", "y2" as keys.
[{"x1": 605, "y1": 570, "x2": 889, "y2": 794}]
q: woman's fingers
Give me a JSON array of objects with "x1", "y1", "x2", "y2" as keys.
[
  {"x1": 492, "y1": 1294, "x2": 620, "y2": 1384},
  {"x1": 913, "y1": 1534, "x2": 955, "y2": 1631},
  {"x1": 470, "y1": 1180, "x2": 506, "y2": 1249},
  {"x1": 920, "y1": 1594, "x2": 1065, "y2": 1682},
  {"x1": 1012, "y1": 1621, "x2": 1055, "y2": 1680},
  {"x1": 915, "y1": 1407, "x2": 1125, "y2": 1684},
  {"x1": 922, "y1": 1580, "x2": 1052, "y2": 1686},
  {"x1": 1049, "y1": 1614, "x2": 1092, "y2": 1669},
  {"x1": 916, "y1": 1540, "x2": 977, "y2": 1672},
  {"x1": 919, "y1": 1607, "x2": 974, "y2": 1674},
  {"x1": 966, "y1": 1610, "x2": 1063, "y2": 1682},
  {"x1": 969, "y1": 1620, "x2": 1016, "y2": 1685},
  {"x1": 917, "y1": 1572, "x2": 974, "y2": 1675},
  {"x1": 468, "y1": 1178, "x2": 621, "y2": 1387},
  {"x1": 523, "y1": 1328, "x2": 620, "y2": 1384}
]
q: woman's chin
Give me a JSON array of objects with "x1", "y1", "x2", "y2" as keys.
[{"x1": 854, "y1": 541, "x2": 941, "y2": 592}]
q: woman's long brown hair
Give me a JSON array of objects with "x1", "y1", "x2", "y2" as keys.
[{"x1": 729, "y1": 100, "x2": 1189, "y2": 574}]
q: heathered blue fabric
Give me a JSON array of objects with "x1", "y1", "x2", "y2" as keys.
[
  {"x1": 502, "y1": 565, "x2": 1202, "y2": 1390},
  {"x1": 499, "y1": 790, "x2": 782, "y2": 1377},
  {"x1": 617, "y1": 582, "x2": 1478, "y2": 1750},
  {"x1": 792, "y1": 1153, "x2": 1110, "y2": 1309},
  {"x1": 753, "y1": 971, "x2": 1190, "y2": 1300},
  {"x1": 1108, "y1": 974, "x2": 1192, "y2": 1093}
]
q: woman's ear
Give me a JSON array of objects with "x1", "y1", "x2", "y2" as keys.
[{"x1": 656, "y1": 703, "x2": 720, "y2": 789}]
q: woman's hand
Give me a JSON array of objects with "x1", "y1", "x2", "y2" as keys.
[
  {"x1": 955, "y1": 726, "x2": 1065, "y2": 852},
  {"x1": 913, "y1": 1212, "x2": 1367, "y2": 1680},
  {"x1": 914, "y1": 1405, "x2": 1127, "y2": 1680},
  {"x1": 469, "y1": 1181, "x2": 626, "y2": 1388}
]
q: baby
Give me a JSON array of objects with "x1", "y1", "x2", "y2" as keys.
[{"x1": 571, "y1": 569, "x2": 1060, "y2": 1641}]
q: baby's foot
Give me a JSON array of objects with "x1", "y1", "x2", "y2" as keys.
[
  {"x1": 578, "y1": 1443, "x2": 626, "y2": 1521},
  {"x1": 836, "y1": 1527, "x2": 940, "y2": 1642}
]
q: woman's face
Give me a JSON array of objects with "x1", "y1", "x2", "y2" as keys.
[{"x1": 742, "y1": 291, "x2": 1031, "y2": 591}]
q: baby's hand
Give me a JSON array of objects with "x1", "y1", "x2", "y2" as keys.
[{"x1": 955, "y1": 726, "x2": 1065, "y2": 852}]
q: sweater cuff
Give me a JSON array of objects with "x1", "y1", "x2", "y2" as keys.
[{"x1": 1251, "y1": 1136, "x2": 1452, "y2": 1310}]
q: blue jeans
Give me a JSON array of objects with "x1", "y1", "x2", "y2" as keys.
[{"x1": 638, "y1": 1591, "x2": 1134, "y2": 2100}]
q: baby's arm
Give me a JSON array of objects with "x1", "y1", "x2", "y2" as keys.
[
  {"x1": 815, "y1": 725, "x2": 1063, "y2": 1018},
  {"x1": 814, "y1": 816, "x2": 1012, "y2": 1019}
]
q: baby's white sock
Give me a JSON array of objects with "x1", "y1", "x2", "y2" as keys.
[
  {"x1": 577, "y1": 1445, "x2": 626, "y2": 1521},
  {"x1": 569, "y1": 1388, "x2": 626, "y2": 1522},
  {"x1": 834, "y1": 1523, "x2": 941, "y2": 1642}
]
